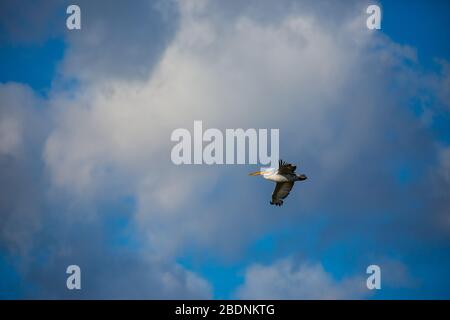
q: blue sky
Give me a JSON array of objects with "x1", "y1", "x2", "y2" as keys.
[
  {"x1": 1, "y1": 0, "x2": 450, "y2": 299},
  {"x1": 382, "y1": 0, "x2": 450, "y2": 67}
]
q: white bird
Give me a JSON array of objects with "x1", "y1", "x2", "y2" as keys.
[{"x1": 249, "y1": 159, "x2": 307, "y2": 206}]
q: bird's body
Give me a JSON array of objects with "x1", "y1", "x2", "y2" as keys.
[{"x1": 249, "y1": 160, "x2": 307, "y2": 206}]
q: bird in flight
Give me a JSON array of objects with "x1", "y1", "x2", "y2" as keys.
[{"x1": 249, "y1": 159, "x2": 307, "y2": 206}]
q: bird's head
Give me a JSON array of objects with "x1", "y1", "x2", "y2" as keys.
[{"x1": 297, "y1": 174, "x2": 307, "y2": 181}]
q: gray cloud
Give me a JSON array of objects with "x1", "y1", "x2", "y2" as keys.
[
  {"x1": 0, "y1": 75, "x2": 211, "y2": 301},
  {"x1": 0, "y1": 83, "x2": 47, "y2": 253},
  {"x1": 20, "y1": 219, "x2": 211, "y2": 299},
  {"x1": 61, "y1": 0, "x2": 179, "y2": 83}
]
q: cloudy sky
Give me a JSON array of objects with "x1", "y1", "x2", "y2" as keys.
[{"x1": 1, "y1": 0, "x2": 450, "y2": 299}]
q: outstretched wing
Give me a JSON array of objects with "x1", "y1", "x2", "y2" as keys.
[
  {"x1": 272, "y1": 181, "x2": 294, "y2": 204},
  {"x1": 278, "y1": 159, "x2": 297, "y2": 174}
]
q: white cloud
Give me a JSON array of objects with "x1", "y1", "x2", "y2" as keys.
[
  {"x1": 41, "y1": 0, "x2": 450, "y2": 260},
  {"x1": 236, "y1": 258, "x2": 368, "y2": 299},
  {"x1": 377, "y1": 258, "x2": 417, "y2": 289},
  {"x1": 43, "y1": 0, "x2": 377, "y2": 252}
]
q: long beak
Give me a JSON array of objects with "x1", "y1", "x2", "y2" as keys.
[{"x1": 248, "y1": 171, "x2": 263, "y2": 176}]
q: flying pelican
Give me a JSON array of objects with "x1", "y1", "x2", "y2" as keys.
[{"x1": 249, "y1": 159, "x2": 307, "y2": 206}]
